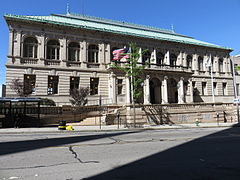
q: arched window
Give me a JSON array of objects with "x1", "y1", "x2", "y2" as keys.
[
  {"x1": 68, "y1": 42, "x2": 80, "y2": 61},
  {"x1": 23, "y1": 37, "x2": 38, "y2": 58},
  {"x1": 198, "y1": 56, "x2": 203, "y2": 71},
  {"x1": 219, "y1": 58, "x2": 223, "y2": 72},
  {"x1": 47, "y1": 40, "x2": 60, "y2": 60},
  {"x1": 170, "y1": 54, "x2": 177, "y2": 67},
  {"x1": 186, "y1": 55, "x2": 192, "y2": 68},
  {"x1": 88, "y1": 44, "x2": 99, "y2": 63},
  {"x1": 142, "y1": 51, "x2": 151, "y2": 65},
  {"x1": 156, "y1": 52, "x2": 164, "y2": 65}
]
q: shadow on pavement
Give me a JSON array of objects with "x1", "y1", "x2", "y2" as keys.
[
  {"x1": 86, "y1": 127, "x2": 240, "y2": 180},
  {"x1": 0, "y1": 131, "x2": 138, "y2": 156}
]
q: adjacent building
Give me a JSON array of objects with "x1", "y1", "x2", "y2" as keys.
[{"x1": 4, "y1": 13, "x2": 234, "y2": 105}]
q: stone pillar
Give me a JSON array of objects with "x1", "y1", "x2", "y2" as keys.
[
  {"x1": 60, "y1": 38, "x2": 67, "y2": 67},
  {"x1": 192, "y1": 54, "x2": 198, "y2": 72},
  {"x1": 144, "y1": 75, "x2": 150, "y2": 104},
  {"x1": 138, "y1": 48, "x2": 142, "y2": 63},
  {"x1": 214, "y1": 56, "x2": 219, "y2": 75},
  {"x1": 81, "y1": 40, "x2": 87, "y2": 68},
  {"x1": 227, "y1": 57, "x2": 232, "y2": 75},
  {"x1": 178, "y1": 77, "x2": 185, "y2": 104},
  {"x1": 125, "y1": 75, "x2": 131, "y2": 104},
  {"x1": 223, "y1": 57, "x2": 227, "y2": 73},
  {"x1": 109, "y1": 73, "x2": 117, "y2": 104},
  {"x1": 203, "y1": 55, "x2": 208, "y2": 72},
  {"x1": 38, "y1": 35, "x2": 45, "y2": 65},
  {"x1": 8, "y1": 29, "x2": 14, "y2": 57},
  {"x1": 152, "y1": 49, "x2": 157, "y2": 64},
  {"x1": 182, "y1": 52, "x2": 187, "y2": 67},
  {"x1": 164, "y1": 51, "x2": 170, "y2": 65},
  {"x1": 177, "y1": 52, "x2": 183, "y2": 66},
  {"x1": 99, "y1": 43, "x2": 105, "y2": 68},
  {"x1": 189, "y1": 79, "x2": 194, "y2": 103},
  {"x1": 162, "y1": 76, "x2": 168, "y2": 104},
  {"x1": 13, "y1": 30, "x2": 22, "y2": 64},
  {"x1": 105, "y1": 43, "x2": 111, "y2": 64},
  {"x1": 7, "y1": 29, "x2": 14, "y2": 64}
]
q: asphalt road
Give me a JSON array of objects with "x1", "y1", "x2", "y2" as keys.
[{"x1": 0, "y1": 127, "x2": 240, "y2": 180}]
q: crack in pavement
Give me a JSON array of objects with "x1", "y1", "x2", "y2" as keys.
[
  {"x1": 49, "y1": 137, "x2": 195, "y2": 149},
  {"x1": 69, "y1": 146, "x2": 99, "y2": 164},
  {"x1": 0, "y1": 162, "x2": 77, "y2": 170}
]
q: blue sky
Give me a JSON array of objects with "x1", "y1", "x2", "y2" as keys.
[{"x1": 0, "y1": 0, "x2": 240, "y2": 88}]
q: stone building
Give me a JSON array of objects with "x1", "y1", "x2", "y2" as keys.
[
  {"x1": 4, "y1": 13, "x2": 234, "y2": 106},
  {"x1": 232, "y1": 55, "x2": 240, "y2": 97}
]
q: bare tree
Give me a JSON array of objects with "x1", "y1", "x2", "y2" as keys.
[
  {"x1": 69, "y1": 87, "x2": 90, "y2": 106},
  {"x1": 9, "y1": 78, "x2": 33, "y2": 97}
]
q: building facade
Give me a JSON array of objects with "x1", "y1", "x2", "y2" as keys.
[{"x1": 4, "y1": 13, "x2": 234, "y2": 105}]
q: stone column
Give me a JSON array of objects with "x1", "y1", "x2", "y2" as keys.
[
  {"x1": 178, "y1": 77, "x2": 185, "y2": 104},
  {"x1": 192, "y1": 54, "x2": 198, "y2": 73},
  {"x1": 60, "y1": 38, "x2": 67, "y2": 67},
  {"x1": 13, "y1": 30, "x2": 22, "y2": 64},
  {"x1": 80, "y1": 40, "x2": 87, "y2": 68},
  {"x1": 182, "y1": 52, "x2": 187, "y2": 67},
  {"x1": 99, "y1": 43, "x2": 105, "y2": 69},
  {"x1": 223, "y1": 57, "x2": 227, "y2": 73},
  {"x1": 38, "y1": 34, "x2": 45, "y2": 65},
  {"x1": 162, "y1": 76, "x2": 168, "y2": 104},
  {"x1": 125, "y1": 75, "x2": 131, "y2": 104},
  {"x1": 7, "y1": 29, "x2": 14, "y2": 64},
  {"x1": 8, "y1": 29, "x2": 14, "y2": 57},
  {"x1": 138, "y1": 48, "x2": 142, "y2": 63},
  {"x1": 214, "y1": 56, "x2": 219, "y2": 75},
  {"x1": 152, "y1": 49, "x2": 157, "y2": 65},
  {"x1": 144, "y1": 75, "x2": 150, "y2": 104},
  {"x1": 105, "y1": 43, "x2": 111, "y2": 64},
  {"x1": 164, "y1": 51, "x2": 170, "y2": 65},
  {"x1": 177, "y1": 52, "x2": 183, "y2": 66},
  {"x1": 109, "y1": 73, "x2": 117, "y2": 104},
  {"x1": 189, "y1": 79, "x2": 194, "y2": 103},
  {"x1": 227, "y1": 58, "x2": 232, "y2": 75}
]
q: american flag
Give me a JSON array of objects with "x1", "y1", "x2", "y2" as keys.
[{"x1": 112, "y1": 48, "x2": 130, "y2": 61}]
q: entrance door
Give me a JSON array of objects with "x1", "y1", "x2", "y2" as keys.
[
  {"x1": 150, "y1": 78, "x2": 162, "y2": 104},
  {"x1": 168, "y1": 78, "x2": 178, "y2": 103}
]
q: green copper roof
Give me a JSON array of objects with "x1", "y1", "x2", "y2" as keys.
[{"x1": 4, "y1": 13, "x2": 232, "y2": 51}]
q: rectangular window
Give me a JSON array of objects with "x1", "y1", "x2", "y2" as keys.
[
  {"x1": 24, "y1": 74, "x2": 36, "y2": 94},
  {"x1": 222, "y1": 83, "x2": 227, "y2": 96},
  {"x1": 202, "y1": 82, "x2": 207, "y2": 95},
  {"x1": 48, "y1": 76, "x2": 59, "y2": 95},
  {"x1": 117, "y1": 79, "x2": 123, "y2": 95},
  {"x1": 213, "y1": 82, "x2": 217, "y2": 95},
  {"x1": 70, "y1": 77, "x2": 80, "y2": 94},
  {"x1": 90, "y1": 78, "x2": 99, "y2": 95}
]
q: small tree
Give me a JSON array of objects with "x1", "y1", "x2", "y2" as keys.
[
  {"x1": 9, "y1": 78, "x2": 33, "y2": 97},
  {"x1": 111, "y1": 42, "x2": 148, "y2": 126},
  {"x1": 69, "y1": 87, "x2": 90, "y2": 106}
]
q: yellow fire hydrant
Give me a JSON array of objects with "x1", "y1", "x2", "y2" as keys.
[{"x1": 66, "y1": 125, "x2": 74, "y2": 131}]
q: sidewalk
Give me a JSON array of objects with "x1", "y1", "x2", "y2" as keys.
[{"x1": 0, "y1": 122, "x2": 238, "y2": 133}]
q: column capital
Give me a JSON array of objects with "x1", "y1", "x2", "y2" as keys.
[
  {"x1": 164, "y1": 76, "x2": 168, "y2": 80},
  {"x1": 146, "y1": 75, "x2": 150, "y2": 79}
]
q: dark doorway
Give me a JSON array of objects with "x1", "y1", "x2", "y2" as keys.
[
  {"x1": 168, "y1": 78, "x2": 178, "y2": 103},
  {"x1": 150, "y1": 78, "x2": 162, "y2": 104}
]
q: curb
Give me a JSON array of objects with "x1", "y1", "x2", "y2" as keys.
[{"x1": 0, "y1": 123, "x2": 237, "y2": 134}]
